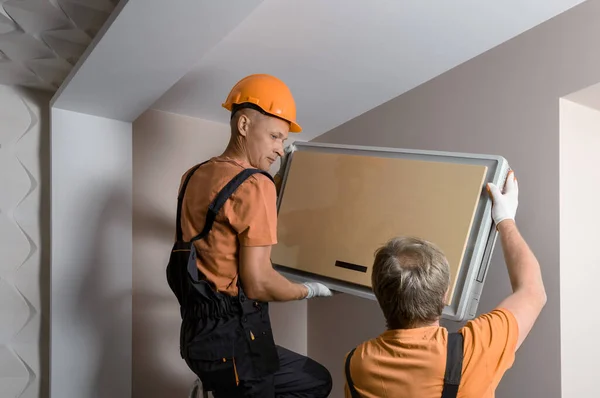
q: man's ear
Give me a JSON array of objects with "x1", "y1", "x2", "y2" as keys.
[{"x1": 237, "y1": 113, "x2": 251, "y2": 137}]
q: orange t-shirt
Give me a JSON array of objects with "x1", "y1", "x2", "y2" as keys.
[
  {"x1": 345, "y1": 308, "x2": 519, "y2": 398},
  {"x1": 179, "y1": 156, "x2": 278, "y2": 296}
]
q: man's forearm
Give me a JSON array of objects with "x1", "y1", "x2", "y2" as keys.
[
  {"x1": 239, "y1": 244, "x2": 308, "y2": 302},
  {"x1": 489, "y1": 173, "x2": 545, "y2": 350},
  {"x1": 498, "y1": 220, "x2": 545, "y2": 296},
  {"x1": 496, "y1": 219, "x2": 546, "y2": 350},
  {"x1": 249, "y1": 267, "x2": 308, "y2": 302}
]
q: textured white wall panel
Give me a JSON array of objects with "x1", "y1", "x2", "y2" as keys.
[
  {"x1": 0, "y1": 0, "x2": 116, "y2": 90},
  {"x1": 0, "y1": 84, "x2": 51, "y2": 398}
]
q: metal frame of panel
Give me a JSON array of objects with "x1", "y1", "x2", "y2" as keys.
[{"x1": 273, "y1": 141, "x2": 510, "y2": 322}]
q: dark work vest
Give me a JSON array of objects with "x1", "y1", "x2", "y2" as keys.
[{"x1": 165, "y1": 161, "x2": 280, "y2": 389}]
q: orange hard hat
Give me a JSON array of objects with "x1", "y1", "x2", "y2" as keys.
[{"x1": 222, "y1": 73, "x2": 302, "y2": 133}]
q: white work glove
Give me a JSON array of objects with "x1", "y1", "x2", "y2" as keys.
[
  {"x1": 303, "y1": 282, "x2": 333, "y2": 299},
  {"x1": 486, "y1": 170, "x2": 519, "y2": 226}
]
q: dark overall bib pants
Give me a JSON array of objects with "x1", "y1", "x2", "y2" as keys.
[
  {"x1": 166, "y1": 162, "x2": 332, "y2": 398},
  {"x1": 344, "y1": 332, "x2": 464, "y2": 398}
]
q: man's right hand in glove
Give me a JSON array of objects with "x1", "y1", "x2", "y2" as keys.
[
  {"x1": 487, "y1": 169, "x2": 519, "y2": 227},
  {"x1": 303, "y1": 282, "x2": 333, "y2": 299}
]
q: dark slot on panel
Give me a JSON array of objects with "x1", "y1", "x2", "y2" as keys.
[{"x1": 335, "y1": 260, "x2": 368, "y2": 273}]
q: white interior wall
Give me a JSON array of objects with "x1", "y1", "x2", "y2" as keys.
[
  {"x1": 131, "y1": 109, "x2": 307, "y2": 397},
  {"x1": 0, "y1": 85, "x2": 51, "y2": 398},
  {"x1": 50, "y1": 109, "x2": 132, "y2": 398},
  {"x1": 559, "y1": 98, "x2": 600, "y2": 398}
]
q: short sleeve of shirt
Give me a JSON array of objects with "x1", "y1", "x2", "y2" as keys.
[
  {"x1": 459, "y1": 308, "x2": 519, "y2": 396},
  {"x1": 226, "y1": 173, "x2": 278, "y2": 247}
]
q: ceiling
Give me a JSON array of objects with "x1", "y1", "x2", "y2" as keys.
[
  {"x1": 50, "y1": 0, "x2": 264, "y2": 121},
  {"x1": 0, "y1": 0, "x2": 117, "y2": 91},
  {"x1": 150, "y1": 0, "x2": 587, "y2": 139}
]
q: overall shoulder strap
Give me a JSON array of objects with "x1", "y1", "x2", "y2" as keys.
[
  {"x1": 344, "y1": 348, "x2": 361, "y2": 398},
  {"x1": 441, "y1": 332, "x2": 464, "y2": 398},
  {"x1": 176, "y1": 161, "x2": 209, "y2": 241},
  {"x1": 186, "y1": 168, "x2": 273, "y2": 284},
  {"x1": 190, "y1": 168, "x2": 274, "y2": 243}
]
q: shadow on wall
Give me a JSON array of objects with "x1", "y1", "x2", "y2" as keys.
[
  {"x1": 132, "y1": 202, "x2": 197, "y2": 398},
  {"x1": 71, "y1": 185, "x2": 132, "y2": 398}
]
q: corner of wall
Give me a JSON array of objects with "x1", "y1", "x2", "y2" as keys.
[{"x1": 558, "y1": 96, "x2": 600, "y2": 397}]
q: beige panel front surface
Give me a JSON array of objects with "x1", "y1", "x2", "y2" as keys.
[{"x1": 272, "y1": 150, "x2": 488, "y2": 302}]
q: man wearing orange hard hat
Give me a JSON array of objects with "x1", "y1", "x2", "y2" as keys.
[{"x1": 166, "y1": 74, "x2": 333, "y2": 397}]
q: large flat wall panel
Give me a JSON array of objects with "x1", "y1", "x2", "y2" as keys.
[
  {"x1": 0, "y1": 86, "x2": 51, "y2": 398},
  {"x1": 132, "y1": 109, "x2": 308, "y2": 397},
  {"x1": 51, "y1": 109, "x2": 132, "y2": 398},
  {"x1": 559, "y1": 99, "x2": 600, "y2": 398},
  {"x1": 274, "y1": 142, "x2": 510, "y2": 325},
  {"x1": 274, "y1": 149, "x2": 487, "y2": 298}
]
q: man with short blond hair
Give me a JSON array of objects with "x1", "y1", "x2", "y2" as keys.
[{"x1": 344, "y1": 170, "x2": 546, "y2": 398}]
